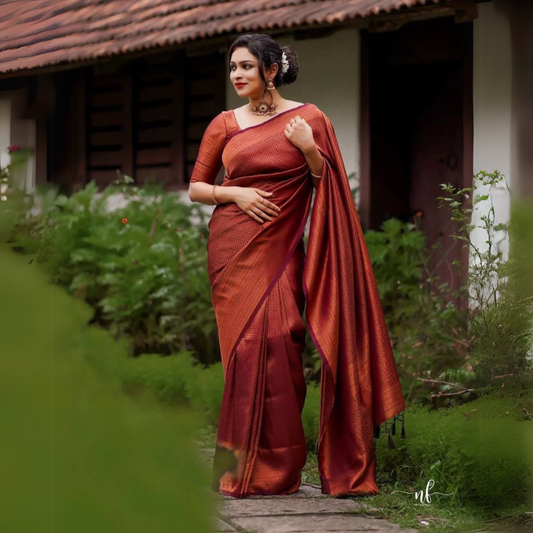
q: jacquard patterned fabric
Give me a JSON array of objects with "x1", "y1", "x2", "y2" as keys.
[{"x1": 189, "y1": 103, "x2": 405, "y2": 498}]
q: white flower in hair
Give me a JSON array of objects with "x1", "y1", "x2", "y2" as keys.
[{"x1": 281, "y1": 52, "x2": 289, "y2": 75}]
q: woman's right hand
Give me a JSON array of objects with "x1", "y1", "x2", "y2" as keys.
[{"x1": 233, "y1": 187, "x2": 281, "y2": 223}]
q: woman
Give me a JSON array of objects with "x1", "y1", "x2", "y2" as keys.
[{"x1": 188, "y1": 34, "x2": 405, "y2": 499}]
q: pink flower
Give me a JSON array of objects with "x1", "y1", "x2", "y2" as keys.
[
  {"x1": 7, "y1": 145, "x2": 21, "y2": 153},
  {"x1": 467, "y1": 365, "x2": 473, "y2": 372}
]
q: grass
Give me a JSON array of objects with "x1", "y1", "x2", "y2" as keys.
[{"x1": 0, "y1": 243, "x2": 217, "y2": 533}]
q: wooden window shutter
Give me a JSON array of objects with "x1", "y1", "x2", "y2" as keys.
[
  {"x1": 87, "y1": 67, "x2": 130, "y2": 187},
  {"x1": 134, "y1": 54, "x2": 185, "y2": 187},
  {"x1": 86, "y1": 50, "x2": 225, "y2": 190},
  {"x1": 184, "y1": 53, "x2": 227, "y2": 184}
]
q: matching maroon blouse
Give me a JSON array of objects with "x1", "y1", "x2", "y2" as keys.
[{"x1": 189, "y1": 111, "x2": 239, "y2": 185}]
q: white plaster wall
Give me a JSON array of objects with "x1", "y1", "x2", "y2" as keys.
[
  {"x1": 472, "y1": 2, "x2": 513, "y2": 260},
  {"x1": 10, "y1": 91, "x2": 37, "y2": 194},
  {"x1": 0, "y1": 99, "x2": 11, "y2": 200},
  {"x1": 0, "y1": 99, "x2": 11, "y2": 171},
  {"x1": 0, "y1": 90, "x2": 37, "y2": 195}
]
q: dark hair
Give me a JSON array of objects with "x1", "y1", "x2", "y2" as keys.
[{"x1": 227, "y1": 34, "x2": 299, "y2": 90}]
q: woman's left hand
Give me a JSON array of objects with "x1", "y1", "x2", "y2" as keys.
[{"x1": 284, "y1": 116, "x2": 315, "y2": 154}]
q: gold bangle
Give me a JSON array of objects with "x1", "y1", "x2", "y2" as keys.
[
  {"x1": 309, "y1": 170, "x2": 321, "y2": 179},
  {"x1": 211, "y1": 184, "x2": 220, "y2": 205}
]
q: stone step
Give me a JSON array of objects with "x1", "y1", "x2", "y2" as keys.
[{"x1": 213, "y1": 482, "x2": 418, "y2": 533}]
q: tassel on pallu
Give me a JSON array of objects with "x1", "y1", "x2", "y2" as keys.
[{"x1": 374, "y1": 410, "x2": 407, "y2": 451}]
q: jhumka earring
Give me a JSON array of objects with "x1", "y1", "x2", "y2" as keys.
[{"x1": 250, "y1": 78, "x2": 278, "y2": 116}]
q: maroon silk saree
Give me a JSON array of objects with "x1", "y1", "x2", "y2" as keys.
[{"x1": 190, "y1": 103, "x2": 405, "y2": 498}]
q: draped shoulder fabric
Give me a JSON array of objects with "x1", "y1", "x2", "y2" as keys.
[{"x1": 189, "y1": 103, "x2": 405, "y2": 499}]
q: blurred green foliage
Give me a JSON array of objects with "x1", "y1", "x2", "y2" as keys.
[{"x1": 0, "y1": 231, "x2": 216, "y2": 532}]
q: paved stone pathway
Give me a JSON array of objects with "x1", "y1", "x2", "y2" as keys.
[
  {"x1": 199, "y1": 443, "x2": 418, "y2": 532},
  {"x1": 211, "y1": 482, "x2": 419, "y2": 533}
]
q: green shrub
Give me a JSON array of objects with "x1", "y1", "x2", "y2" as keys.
[
  {"x1": 365, "y1": 217, "x2": 426, "y2": 324},
  {"x1": 469, "y1": 293, "x2": 533, "y2": 390},
  {"x1": 118, "y1": 351, "x2": 198, "y2": 405},
  {"x1": 375, "y1": 393, "x2": 533, "y2": 515},
  {"x1": 8, "y1": 176, "x2": 219, "y2": 364},
  {"x1": 365, "y1": 218, "x2": 468, "y2": 405},
  {"x1": 183, "y1": 361, "x2": 225, "y2": 426}
]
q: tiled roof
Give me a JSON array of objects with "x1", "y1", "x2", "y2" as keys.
[{"x1": 0, "y1": 0, "x2": 447, "y2": 75}]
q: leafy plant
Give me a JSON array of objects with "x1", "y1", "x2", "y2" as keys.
[
  {"x1": 433, "y1": 170, "x2": 533, "y2": 397},
  {"x1": 8, "y1": 172, "x2": 219, "y2": 363},
  {"x1": 438, "y1": 170, "x2": 510, "y2": 315},
  {"x1": 364, "y1": 217, "x2": 468, "y2": 405}
]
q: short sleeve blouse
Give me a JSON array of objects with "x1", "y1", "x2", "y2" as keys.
[{"x1": 189, "y1": 111, "x2": 236, "y2": 185}]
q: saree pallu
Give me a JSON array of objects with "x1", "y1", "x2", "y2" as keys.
[{"x1": 191, "y1": 104, "x2": 405, "y2": 498}]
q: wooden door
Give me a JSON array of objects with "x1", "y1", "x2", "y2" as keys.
[{"x1": 363, "y1": 17, "x2": 473, "y2": 293}]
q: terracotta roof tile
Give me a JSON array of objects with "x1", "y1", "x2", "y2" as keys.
[{"x1": 0, "y1": 0, "x2": 448, "y2": 75}]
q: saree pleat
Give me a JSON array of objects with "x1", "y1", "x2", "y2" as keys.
[
  {"x1": 208, "y1": 164, "x2": 312, "y2": 497},
  {"x1": 213, "y1": 251, "x2": 309, "y2": 497},
  {"x1": 190, "y1": 103, "x2": 406, "y2": 499}
]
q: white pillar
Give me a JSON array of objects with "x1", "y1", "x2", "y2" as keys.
[
  {"x1": 0, "y1": 99, "x2": 11, "y2": 170},
  {"x1": 473, "y1": 2, "x2": 513, "y2": 261},
  {"x1": 0, "y1": 91, "x2": 37, "y2": 195}
]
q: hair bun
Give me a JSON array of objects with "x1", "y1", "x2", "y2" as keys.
[{"x1": 280, "y1": 46, "x2": 299, "y2": 86}]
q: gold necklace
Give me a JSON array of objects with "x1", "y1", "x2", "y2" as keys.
[{"x1": 250, "y1": 101, "x2": 280, "y2": 116}]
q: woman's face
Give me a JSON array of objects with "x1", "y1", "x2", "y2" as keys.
[{"x1": 229, "y1": 47, "x2": 277, "y2": 98}]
